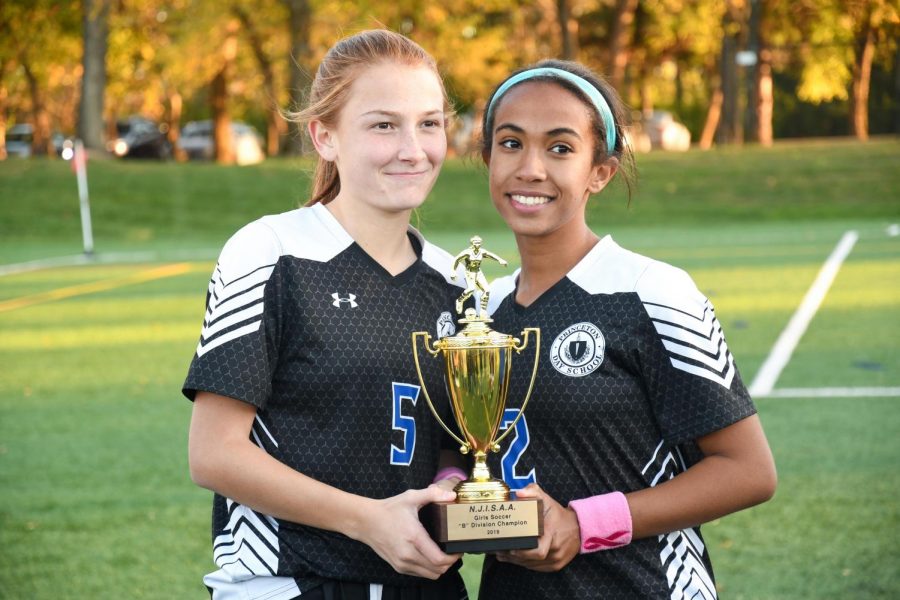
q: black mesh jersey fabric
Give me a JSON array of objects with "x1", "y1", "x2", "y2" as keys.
[
  {"x1": 479, "y1": 236, "x2": 756, "y2": 600},
  {"x1": 184, "y1": 205, "x2": 464, "y2": 591}
]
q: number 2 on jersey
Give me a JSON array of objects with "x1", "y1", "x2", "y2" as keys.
[
  {"x1": 499, "y1": 408, "x2": 536, "y2": 489},
  {"x1": 390, "y1": 382, "x2": 420, "y2": 466}
]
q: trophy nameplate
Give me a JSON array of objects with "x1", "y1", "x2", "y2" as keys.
[{"x1": 425, "y1": 497, "x2": 544, "y2": 553}]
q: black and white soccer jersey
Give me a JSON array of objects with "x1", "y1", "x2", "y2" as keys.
[
  {"x1": 183, "y1": 203, "x2": 464, "y2": 597},
  {"x1": 479, "y1": 236, "x2": 756, "y2": 600}
]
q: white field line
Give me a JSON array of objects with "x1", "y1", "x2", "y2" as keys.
[
  {"x1": 0, "y1": 253, "x2": 96, "y2": 276},
  {"x1": 748, "y1": 230, "x2": 859, "y2": 398},
  {"x1": 0, "y1": 248, "x2": 219, "y2": 277},
  {"x1": 758, "y1": 387, "x2": 900, "y2": 399}
]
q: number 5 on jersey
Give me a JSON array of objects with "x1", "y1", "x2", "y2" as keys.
[{"x1": 390, "y1": 382, "x2": 420, "y2": 466}]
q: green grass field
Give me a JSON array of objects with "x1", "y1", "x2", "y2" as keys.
[{"x1": 1, "y1": 139, "x2": 899, "y2": 598}]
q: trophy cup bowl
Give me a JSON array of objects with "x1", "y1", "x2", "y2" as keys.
[{"x1": 412, "y1": 308, "x2": 542, "y2": 552}]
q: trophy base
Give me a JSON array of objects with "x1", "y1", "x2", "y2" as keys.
[
  {"x1": 423, "y1": 498, "x2": 544, "y2": 554},
  {"x1": 441, "y1": 536, "x2": 538, "y2": 554},
  {"x1": 454, "y1": 478, "x2": 511, "y2": 503}
]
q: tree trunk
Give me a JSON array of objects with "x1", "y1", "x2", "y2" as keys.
[
  {"x1": 700, "y1": 86, "x2": 723, "y2": 150},
  {"x1": 106, "y1": 102, "x2": 119, "y2": 146},
  {"x1": 894, "y1": 44, "x2": 900, "y2": 134},
  {"x1": 284, "y1": 0, "x2": 311, "y2": 155},
  {"x1": 674, "y1": 59, "x2": 684, "y2": 117},
  {"x1": 717, "y1": 4, "x2": 741, "y2": 145},
  {"x1": 0, "y1": 80, "x2": 7, "y2": 161},
  {"x1": 167, "y1": 89, "x2": 188, "y2": 162},
  {"x1": 608, "y1": 0, "x2": 639, "y2": 91},
  {"x1": 0, "y1": 59, "x2": 11, "y2": 161},
  {"x1": 22, "y1": 60, "x2": 54, "y2": 157},
  {"x1": 624, "y1": 2, "x2": 648, "y2": 105},
  {"x1": 78, "y1": 0, "x2": 109, "y2": 151},
  {"x1": 744, "y1": 0, "x2": 760, "y2": 142},
  {"x1": 756, "y1": 51, "x2": 773, "y2": 146},
  {"x1": 556, "y1": 0, "x2": 579, "y2": 60},
  {"x1": 745, "y1": 0, "x2": 773, "y2": 146},
  {"x1": 850, "y1": 9, "x2": 875, "y2": 141},
  {"x1": 639, "y1": 61, "x2": 653, "y2": 115},
  {"x1": 233, "y1": 5, "x2": 287, "y2": 156},
  {"x1": 212, "y1": 19, "x2": 239, "y2": 164},
  {"x1": 212, "y1": 71, "x2": 234, "y2": 164}
]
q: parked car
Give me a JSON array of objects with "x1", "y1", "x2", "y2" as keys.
[
  {"x1": 623, "y1": 122, "x2": 651, "y2": 154},
  {"x1": 177, "y1": 120, "x2": 265, "y2": 165},
  {"x1": 4, "y1": 124, "x2": 67, "y2": 158},
  {"x1": 630, "y1": 110, "x2": 691, "y2": 152},
  {"x1": 5, "y1": 123, "x2": 33, "y2": 157},
  {"x1": 109, "y1": 116, "x2": 172, "y2": 159}
]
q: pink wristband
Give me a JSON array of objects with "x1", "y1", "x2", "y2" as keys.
[
  {"x1": 568, "y1": 491, "x2": 633, "y2": 553},
  {"x1": 433, "y1": 467, "x2": 467, "y2": 483}
]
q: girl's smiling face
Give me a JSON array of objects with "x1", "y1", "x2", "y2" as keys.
[
  {"x1": 485, "y1": 81, "x2": 617, "y2": 240},
  {"x1": 310, "y1": 62, "x2": 447, "y2": 216}
]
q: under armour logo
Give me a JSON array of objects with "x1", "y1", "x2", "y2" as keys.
[{"x1": 331, "y1": 293, "x2": 358, "y2": 308}]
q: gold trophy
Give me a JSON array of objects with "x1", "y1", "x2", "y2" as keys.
[{"x1": 412, "y1": 236, "x2": 543, "y2": 552}]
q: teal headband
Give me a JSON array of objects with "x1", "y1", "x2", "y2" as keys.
[{"x1": 486, "y1": 67, "x2": 617, "y2": 155}]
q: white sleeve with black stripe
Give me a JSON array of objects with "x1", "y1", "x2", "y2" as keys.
[
  {"x1": 635, "y1": 261, "x2": 756, "y2": 444},
  {"x1": 183, "y1": 220, "x2": 283, "y2": 408}
]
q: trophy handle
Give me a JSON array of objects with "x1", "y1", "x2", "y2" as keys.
[
  {"x1": 411, "y1": 332, "x2": 471, "y2": 452},
  {"x1": 493, "y1": 327, "x2": 541, "y2": 448}
]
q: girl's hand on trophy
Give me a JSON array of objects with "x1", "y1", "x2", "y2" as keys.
[
  {"x1": 360, "y1": 486, "x2": 461, "y2": 579},
  {"x1": 495, "y1": 483, "x2": 580, "y2": 572}
]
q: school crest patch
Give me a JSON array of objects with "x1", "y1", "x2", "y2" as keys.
[{"x1": 550, "y1": 322, "x2": 605, "y2": 377}]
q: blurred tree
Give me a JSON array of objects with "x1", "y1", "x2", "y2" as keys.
[
  {"x1": 22, "y1": 60, "x2": 55, "y2": 156},
  {"x1": 232, "y1": 3, "x2": 289, "y2": 156},
  {"x1": 748, "y1": 0, "x2": 773, "y2": 145},
  {"x1": 105, "y1": 0, "x2": 274, "y2": 161},
  {"x1": 409, "y1": 0, "x2": 524, "y2": 108},
  {"x1": 106, "y1": 1, "x2": 190, "y2": 141},
  {"x1": 0, "y1": 59, "x2": 10, "y2": 160},
  {"x1": 78, "y1": 0, "x2": 111, "y2": 151},
  {"x1": 557, "y1": 0, "x2": 580, "y2": 60},
  {"x1": 599, "y1": 0, "x2": 726, "y2": 148},
  {"x1": 636, "y1": 1, "x2": 723, "y2": 113},
  {"x1": 608, "y1": 0, "x2": 639, "y2": 91},
  {"x1": 631, "y1": 2, "x2": 651, "y2": 113},
  {"x1": 893, "y1": 40, "x2": 900, "y2": 133},
  {"x1": 791, "y1": 0, "x2": 898, "y2": 140},
  {"x1": 744, "y1": 2, "x2": 830, "y2": 140},
  {"x1": 0, "y1": 0, "x2": 79, "y2": 157},
  {"x1": 212, "y1": 18, "x2": 240, "y2": 164},
  {"x1": 106, "y1": 0, "x2": 204, "y2": 160},
  {"x1": 291, "y1": 0, "x2": 535, "y2": 157},
  {"x1": 309, "y1": 1, "x2": 523, "y2": 108},
  {"x1": 0, "y1": 16, "x2": 12, "y2": 160},
  {"x1": 717, "y1": 0, "x2": 743, "y2": 144},
  {"x1": 848, "y1": 0, "x2": 898, "y2": 140},
  {"x1": 502, "y1": 0, "x2": 558, "y2": 68},
  {"x1": 793, "y1": 3, "x2": 850, "y2": 105},
  {"x1": 283, "y1": 0, "x2": 312, "y2": 155},
  {"x1": 5, "y1": 0, "x2": 899, "y2": 160}
]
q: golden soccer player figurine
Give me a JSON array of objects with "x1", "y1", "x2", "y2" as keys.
[{"x1": 451, "y1": 235, "x2": 507, "y2": 316}]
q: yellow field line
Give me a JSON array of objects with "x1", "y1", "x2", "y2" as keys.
[{"x1": 0, "y1": 262, "x2": 197, "y2": 313}]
